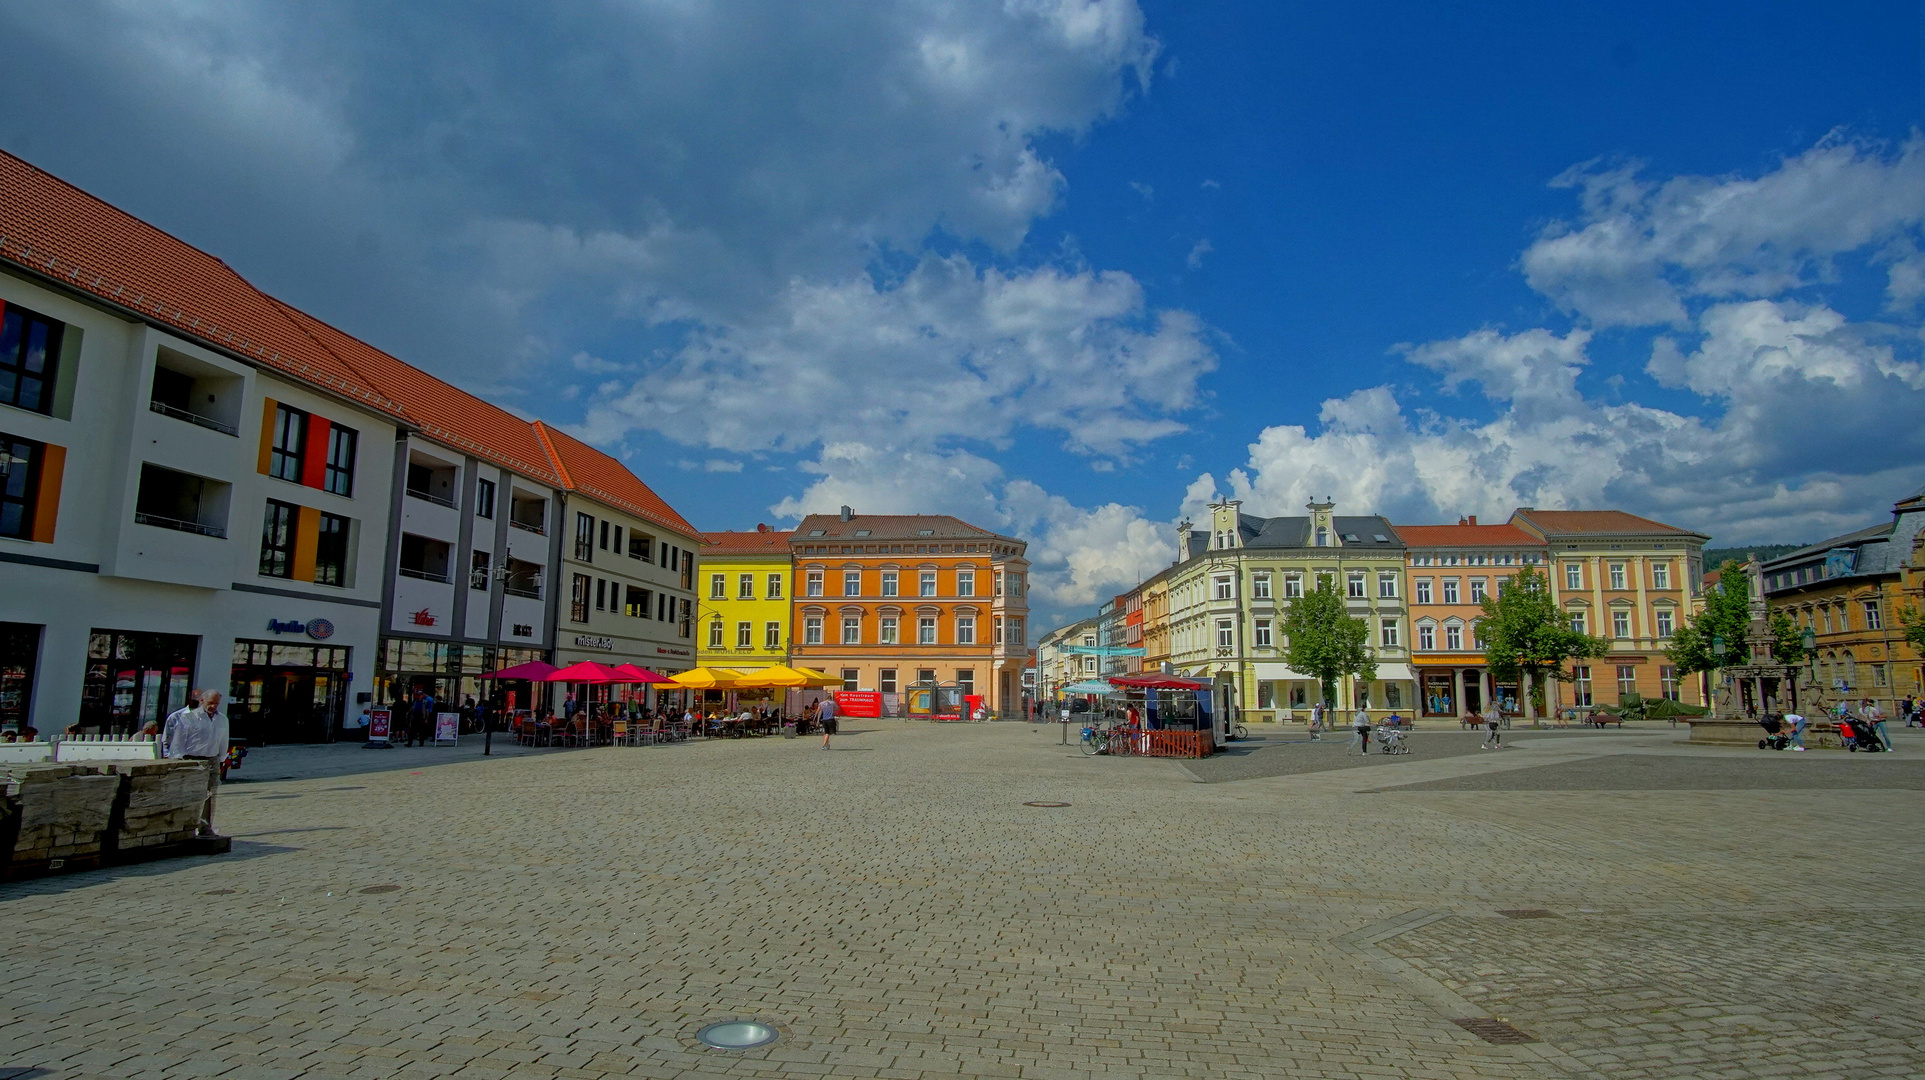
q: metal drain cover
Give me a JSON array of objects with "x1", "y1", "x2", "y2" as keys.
[
  {"x1": 358, "y1": 884, "x2": 402, "y2": 894},
  {"x1": 696, "y1": 1021, "x2": 778, "y2": 1050},
  {"x1": 1022, "y1": 801, "x2": 1071, "y2": 807},
  {"x1": 1453, "y1": 1017, "x2": 1536, "y2": 1044},
  {"x1": 1497, "y1": 908, "x2": 1556, "y2": 919}
]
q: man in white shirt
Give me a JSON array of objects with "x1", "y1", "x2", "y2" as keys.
[
  {"x1": 1861, "y1": 699, "x2": 1892, "y2": 752},
  {"x1": 1783, "y1": 710, "x2": 1806, "y2": 751},
  {"x1": 163, "y1": 689, "x2": 230, "y2": 837}
]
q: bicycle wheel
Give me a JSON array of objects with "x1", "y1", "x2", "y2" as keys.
[
  {"x1": 1080, "y1": 731, "x2": 1101, "y2": 756},
  {"x1": 1232, "y1": 723, "x2": 1248, "y2": 740}
]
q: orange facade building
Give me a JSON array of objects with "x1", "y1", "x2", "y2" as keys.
[{"x1": 789, "y1": 510, "x2": 1031, "y2": 714}]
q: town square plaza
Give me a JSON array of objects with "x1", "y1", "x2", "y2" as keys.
[{"x1": 2, "y1": 721, "x2": 1921, "y2": 1080}]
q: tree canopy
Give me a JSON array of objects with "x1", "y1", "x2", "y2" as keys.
[
  {"x1": 1281, "y1": 577, "x2": 1376, "y2": 707},
  {"x1": 1477, "y1": 565, "x2": 1609, "y2": 694},
  {"x1": 1666, "y1": 560, "x2": 1807, "y2": 675}
]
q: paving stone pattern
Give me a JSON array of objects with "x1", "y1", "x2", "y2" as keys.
[{"x1": 1, "y1": 723, "x2": 1919, "y2": 1080}]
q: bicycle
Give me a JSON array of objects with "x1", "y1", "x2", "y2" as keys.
[
  {"x1": 1079, "y1": 725, "x2": 1107, "y2": 756},
  {"x1": 1231, "y1": 722, "x2": 1249, "y2": 740}
]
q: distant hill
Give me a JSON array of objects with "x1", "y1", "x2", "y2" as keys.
[{"x1": 1701, "y1": 544, "x2": 1807, "y2": 569}]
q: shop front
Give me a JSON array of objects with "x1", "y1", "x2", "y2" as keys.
[
  {"x1": 229, "y1": 639, "x2": 352, "y2": 744},
  {"x1": 1, "y1": 622, "x2": 39, "y2": 731},
  {"x1": 375, "y1": 636, "x2": 548, "y2": 722},
  {"x1": 79, "y1": 628, "x2": 198, "y2": 734},
  {"x1": 1418, "y1": 664, "x2": 1517, "y2": 720}
]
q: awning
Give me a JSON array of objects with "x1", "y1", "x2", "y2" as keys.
[
  {"x1": 1370, "y1": 663, "x2": 1414, "y2": 682},
  {"x1": 1252, "y1": 663, "x2": 1315, "y2": 681}
]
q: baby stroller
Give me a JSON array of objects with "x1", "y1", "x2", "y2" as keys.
[
  {"x1": 1836, "y1": 716, "x2": 1886, "y2": 752},
  {"x1": 1376, "y1": 725, "x2": 1409, "y2": 754},
  {"x1": 1756, "y1": 716, "x2": 1790, "y2": 750}
]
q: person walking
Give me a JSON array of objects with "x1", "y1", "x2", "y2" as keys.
[
  {"x1": 817, "y1": 694, "x2": 839, "y2": 749},
  {"x1": 1309, "y1": 700, "x2": 1325, "y2": 741},
  {"x1": 1903, "y1": 695, "x2": 1918, "y2": 727},
  {"x1": 161, "y1": 689, "x2": 230, "y2": 838},
  {"x1": 1861, "y1": 699, "x2": 1893, "y2": 752},
  {"x1": 1482, "y1": 712, "x2": 1503, "y2": 749},
  {"x1": 1784, "y1": 709, "x2": 1807, "y2": 751},
  {"x1": 1349, "y1": 708, "x2": 1371, "y2": 755}
]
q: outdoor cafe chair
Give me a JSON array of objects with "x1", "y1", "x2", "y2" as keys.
[{"x1": 610, "y1": 720, "x2": 629, "y2": 746}]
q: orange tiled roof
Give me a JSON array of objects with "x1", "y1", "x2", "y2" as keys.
[
  {"x1": 0, "y1": 150, "x2": 404, "y2": 420},
  {"x1": 1392, "y1": 523, "x2": 1545, "y2": 548},
  {"x1": 1512, "y1": 509, "x2": 1701, "y2": 537},
  {"x1": 703, "y1": 529, "x2": 796, "y2": 554},
  {"x1": 533, "y1": 422, "x2": 700, "y2": 540}
]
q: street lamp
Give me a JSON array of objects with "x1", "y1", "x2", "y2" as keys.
[{"x1": 1711, "y1": 635, "x2": 1727, "y2": 663}]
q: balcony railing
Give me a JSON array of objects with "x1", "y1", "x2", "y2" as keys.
[
  {"x1": 504, "y1": 584, "x2": 543, "y2": 599},
  {"x1": 398, "y1": 566, "x2": 453, "y2": 583},
  {"x1": 406, "y1": 487, "x2": 459, "y2": 510},
  {"x1": 509, "y1": 518, "x2": 547, "y2": 535},
  {"x1": 134, "y1": 512, "x2": 227, "y2": 538},
  {"x1": 148, "y1": 399, "x2": 239, "y2": 436}
]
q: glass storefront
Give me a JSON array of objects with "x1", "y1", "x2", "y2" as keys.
[
  {"x1": 1, "y1": 622, "x2": 40, "y2": 730},
  {"x1": 81, "y1": 628, "x2": 198, "y2": 734},
  {"x1": 229, "y1": 639, "x2": 352, "y2": 744},
  {"x1": 375, "y1": 637, "x2": 547, "y2": 721}
]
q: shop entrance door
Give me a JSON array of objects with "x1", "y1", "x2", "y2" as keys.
[{"x1": 1462, "y1": 673, "x2": 1483, "y2": 715}]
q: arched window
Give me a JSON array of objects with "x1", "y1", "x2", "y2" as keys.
[
  {"x1": 1315, "y1": 526, "x2": 1328, "y2": 547},
  {"x1": 1843, "y1": 650, "x2": 1857, "y2": 688}
]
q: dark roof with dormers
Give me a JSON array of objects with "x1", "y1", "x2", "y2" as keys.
[{"x1": 1236, "y1": 513, "x2": 1405, "y2": 550}]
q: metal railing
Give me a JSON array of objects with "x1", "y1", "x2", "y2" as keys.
[
  {"x1": 134, "y1": 512, "x2": 226, "y2": 538},
  {"x1": 509, "y1": 518, "x2": 547, "y2": 535},
  {"x1": 398, "y1": 566, "x2": 453, "y2": 583},
  {"x1": 147, "y1": 399, "x2": 239, "y2": 436},
  {"x1": 504, "y1": 584, "x2": 543, "y2": 599},
  {"x1": 406, "y1": 487, "x2": 459, "y2": 509}
]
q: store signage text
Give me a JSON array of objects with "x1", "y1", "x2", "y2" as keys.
[
  {"x1": 512, "y1": 623, "x2": 533, "y2": 637},
  {"x1": 655, "y1": 645, "x2": 692, "y2": 657},
  {"x1": 410, "y1": 608, "x2": 437, "y2": 626},
  {"x1": 574, "y1": 634, "x2": 614, "y2": 650},
  {"x1": 266, "y1": 617, "x2": 335, "y2": 640}
]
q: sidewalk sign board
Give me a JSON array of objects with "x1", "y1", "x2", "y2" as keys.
[
  {"x1": 435, "y1": 712, "x2": 460, "y2": 745},
  {"x1": 366, "y1": 707, "x2": 392, "y2": 747}
]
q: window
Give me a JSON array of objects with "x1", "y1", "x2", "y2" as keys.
[
  {"x1": 1008, "y1": 618, "x2": 1023, "y2": 648},
  {"x1": 737, "y1": 621, "x2": 753, "y2": 649},
  {"x1": 1252, "y1": 573, "x2": 1273, "y2": 600},
  {"x1": 993, "y1": 616, "x2": 1004, "y2": 645},
  {"x1": 738, "y1": 573, "x2": 754, "y2": 599},
  {"x1": 469, "y1": 550, "x2": 491, "y2": 591},
  {"x1": 880, "y1": 570, "x2": 898, "y2": 597},
  {"x1": 880, "y1": 669, "x2": 898, "y2": 694},
  {"x1": 710, "y1": 573, "x2": 726, "y2": 599},
  {"x1": 1378, "y1": 573, "x2": 1398, "y2": 599},
  {"x1": 1572, "y1": 665, "x2": 1594, "y2": 707},
  {"x1": 1254, "y1": 619, "x2": 1272, "y2": 648},
  {"x1": 803, "y1": 616, "x2": 823, "y2": 645},
  {"x1": 1660, "y1": 665, "x2": 1680, "y2": 701},
  {"x1": 708, "y1": 620, "x2": 724, "y2": 649},
  {"x1": 625, "y1": 586, "x2": 647, "y2": 617},
  {"x1": 1652, "y1": 562, "x2": 1670, "y2": 589},
  {"x1": 1469, "y1": 578, "x2": 1487, "y2": 603},
  {"x1": 919, "y1": 570, "x2": 937, "y2": 597},
  {"x1": 843, "y1": 570, "x2": 861, "y2": 597},
  {"x1": 323, "y1": 426, "x2": 357, "y2": 497},
  {"x1": 1385, "y1": 684, "x2": 1402, "y2": 710},
  {"x1": 1213, "y1": 575, "x2": 1233, "y2": 600},
  {"x1": 269, "y1": 404, "x2": 306, "y2": 482},
  {"x1": 1570, "y1": 611, "x2": 1587, "y2": 634},
  {"x1": 628, "y1": 533, "x2": 651, "y2": 560},
  {"x1": 596, "y1": 520, "x2": 608, "y2": 551},
  {"x1": 1616, "y1": 665, "x2": 1637, "y2": 698},
  {"x1": 957, "y1": 669, "x2": 974, "y2": 696},
  {"x1": 258, "y1": 499, "x2": 298, "y2": 578},
  {"x1": 1347, "y1": 572, "x2": 1366, "y2": 599},
  {"x1": 314, "y1": 512, "x2": 349, "y2": 586},
  {"x1": 918, "y1": 617, "x2": 938, "y2": 645},
  {"x1": 595, "y1": 578, "x2": 607, "y2": 611},
  {"x1": 876, "y1": 616, "x2": 900, "y2": 644},
  {"x1": 1472, "y1": 619, "x2": 1487, "y2": 649},
  {"x1": 474, "y1": 477, "x2": 494, "y2": 519},
  {"x1": 1380, "y1": 619, "x2": 1400, "y2": 648},
  {"x1": 0, "y1": 303, "x2": 63, "y2": 413},
  {"x1": 571, "y1": 574, "x2": 590, "y2": 622},
  {"x1": 805, "y1": 570, "x2": 823, "y2": 597},
  {"x1": 1872, "y1": 663, "x2": 1887, "y2": 687},
  {"x1": 995, "y1": 571, "x2": 1005, "y2": 596},
  {"x1": 0, "y1": 434, "x2": 42, "y2": 539},
  {"x1": 767, "y1": 572, "x2": 784, "y2": 599},
  {"x1": 1083, "y1": 656, "x2": 1097, "y2": 674},
  {"x1": 1414, "y1": 578, "x2": 1433, "y2": 604},
  {"x1": 1564, "y1": 563, "x2": 1583, "y2": 590},
  {"x1": 574, "y1": 513, "x2": 594, "y2": 561},
  {"x1": 841, "y1": 616, "x2": 860, "y2": 644},
  {"x1": 1441, "y1": 578, "x2": 1460, "y2": 604},
  {"x1": 957, "y1": 569, "x2": 975, "y2": 597},
  {"x1": 1607, "y1": 563, "x2": 1626, "y2": 590},
  {"x1": 1612, "y1": 610, "x2": 1630, "y2": 638},
  {"x1": 1655, "y1": 609, "x2": 1674, "y2": 638},
  {"x1": 956, "y1": 615, "x2": 975, "y2": 645},
  {"x1": 1284, "y1": 573, "x2": 1303, "y2": 598},
  {"x1": 1315, "y1": 526, "x2": 1328, "y2": 546},
  {"x1": 1418, "y1": 622, "x2": 1436, "y2": 650},
  {"x1": 765, "y1": 621, "x2": 781, "y2": 649},
  {"x1": 1444, "y1": 623, "x2": 1463, "y2": 650},
  {"x1": 1216, "y1": 619, "x2": 1234, "y2": 649},
  {"x1": 1864, "y1": 601, "x2": 1882, "y2": 630}
]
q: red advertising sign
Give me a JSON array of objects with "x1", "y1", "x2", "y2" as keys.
[
  {"x1": 367, "y1": 707, "x2": 392, "y2": 744},
  {"x1": 833, "y1": 690, "x2": 883, "y2": 718}
]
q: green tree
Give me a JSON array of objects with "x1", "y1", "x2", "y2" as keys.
[
  {"x1": 1899, "y1": 603, "x2": 1925, "y2": 657},
  {"x1": 1281, "y1": 577, "x2": 1376, "y2": 707},
  {"x1": 1477, "y1": 565, "x2": 1609, "y2": 707},
  {"x1": 1666, "y1": 560, "x2": 1809, "y2": 674}
]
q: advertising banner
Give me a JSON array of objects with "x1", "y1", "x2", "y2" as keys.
[
  {"x1": 367, "y1": 707, "x2": 392, "y2": 746},
  {"x1": 435, "y1": 712, "x2": 460, "y2": 744},
  {"x1": 833, "y1": 690, "x2": 884, "y2": 718}
]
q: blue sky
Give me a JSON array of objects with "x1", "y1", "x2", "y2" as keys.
[{"x1": 3, "y1": 1, "x2": 1922, "y2": 628}]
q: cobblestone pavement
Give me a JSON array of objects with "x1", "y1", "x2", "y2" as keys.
[{"x1": 3, "y1": 722, "x2": 1919, "y2": 1080}]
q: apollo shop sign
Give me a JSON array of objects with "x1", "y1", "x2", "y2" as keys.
[{"x1": 267, "y1": 617, "x2": 336, "y2": 640}]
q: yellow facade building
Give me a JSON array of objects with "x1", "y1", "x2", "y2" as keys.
[{"x1": 696, "y1": 527, "x2": 794, "y2": 672}]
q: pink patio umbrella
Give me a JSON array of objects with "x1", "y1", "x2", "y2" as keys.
[
  {"x1": 611, "y1": 663, "x2": 673, "y2": 683},
  {"x1": 543, "y1": 660, "x2": 635, "y2": 683},
  {"x1": 483, "y1": 659, "x2": 559, "y2": 680}
]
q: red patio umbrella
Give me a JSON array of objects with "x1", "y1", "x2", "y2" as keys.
[
  {"x1": 483, "y1": 659, "x2": 559, "y2": 680},
  {"x1": 611, "y1": 663, "x2": 673, "y2": 683},
  {"x1": 544, "y1": 660, "x2": 634, "y2": 683}
]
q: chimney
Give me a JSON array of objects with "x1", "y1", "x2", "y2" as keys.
[
  {"x1": 1467, "y1": 515, "x2": 1477, "y2": 526},
  {"x1": 839, "y1": 505, "x2": 852, "y2": 522},
  {"x1": 1457, "y1": 516, "x2": 1466, "y2": 526},
  {"x1": 756, "y1": 522, "x2": 769, "y2": 533}
]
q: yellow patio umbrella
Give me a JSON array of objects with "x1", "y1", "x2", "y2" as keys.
[
  {"x1": 735, "y1": 665, "x2": 842, "y2": 688},
  {"x1": 667, "y1": 667, "x2": 747, "y2": 689}
]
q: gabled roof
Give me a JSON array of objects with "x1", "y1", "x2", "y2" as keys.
[
  {"x1": 1236, "y1": 513, "x2": 1404, "y2": 550},
  {"x1": 1393, "y1": 523, "x2": 1545, "y2": 548},
  {"x1": 533, "y1": 422, "x2": 700, "y2": 540},
  {"x1": 1510, "y1": 508, "x2": 1704, "y2": 539},
  {"x1": 0, "y1": 149, "x2": 403, "y2": 420},
  {"x1": 790, "y1": 514, "x2": 1022, "y2": 546},
  {"x1": 702, "y1": 528, "x2": 795, "y2": 554}
]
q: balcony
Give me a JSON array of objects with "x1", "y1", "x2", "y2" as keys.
[
  {"x1": 406, "y1": 485, "x2": 459, "y2": 510},
  {"x1": 504, "y1": 583, "x2": 543, "y2": 600},
  {"x1": 133, "y1": 464, "x2": 229, "y2": 539},
  {"x1": 147, "y1": 399, "x2": 239, "y2": 437},
  {"x1": 510, "y1": 517, "x2": 546, "y2": 535},
  {"x1": 399, "y1": 566, "x2": 453, "y2": 584},
  {"x1": 148, "y1": 351, "x2": 244, "y2": 438},
  {"x1": 406, "y1": 458, "x2": 460, "y2": 509},
  {"x1": 398, "y1": 532, "x2": 453, "y2": 584}
]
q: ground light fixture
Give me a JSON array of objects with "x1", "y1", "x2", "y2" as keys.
[{"x1": 695, "y1": 1021, "x2": 779, "y2": 1050}]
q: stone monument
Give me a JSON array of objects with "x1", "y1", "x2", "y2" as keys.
[{"x1": 1687, "y1": 556, "x2": 1831, "y2": 746}]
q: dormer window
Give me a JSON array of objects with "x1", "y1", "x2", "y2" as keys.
[{"x1": 1315, "y1": 527, "x2": 1328, "y2": 547}]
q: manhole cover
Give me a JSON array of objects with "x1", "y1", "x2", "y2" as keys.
[
  {"x1": 358, "y1": 885, "x2": 402, "y2": 894},
  {"x1": 696, "y1": 1021, "x2": 779, "y2": 1050},
  {"x1": 1453, "y1": 1017, "x2": 1536, "y2": 1044},
  {"x1": 204, "y1": 888, "x2": 238, "y2": 895},
  {"x1": 1022, "y1": 801, "x2": 1071, "y2": 807},
  {"x1": 1497, "y1": 908, "x2": 1556, "y2": 919}
]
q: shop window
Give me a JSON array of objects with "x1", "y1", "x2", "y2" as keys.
[
  {"x1": 324, "y1": 426, "x2": 357, "y2": 497},
  {"x1": 315, "y1": 512, "x2": 350, "y2": 586},
  {"x1": 81, "y1": 629, "x2": 197, "y2": 734},
  {"x1": 1290, "y1": 684, "x2": 1307, "y2": 707},
  {"x1": 765, "y1": 621, "x2": 781, "y2": 649},
  {"x1": 1384, "y1": 683, "x2": 1402, "y2": 710},
  {"x1": 0, "y1": 433, "x2": 43, "y2": 540},
  {"x1": 957, "y1": 669, "x2": 974, "y2": 696},
  {"x1": 0, "y1": 302, "x2": 64, "y2": 414},
  {"x1": 880, "y1": 668, "x2": 898, "y2": 693},
  {"x1": 841, "y1": 669, "x2": 860, "y2": 692},
  {"x1": 474, "y1": 478, "x2": 495, "y2": 519},
  {"x1": 0, "y1": 621, "x2": 40, "y2": 728}
]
